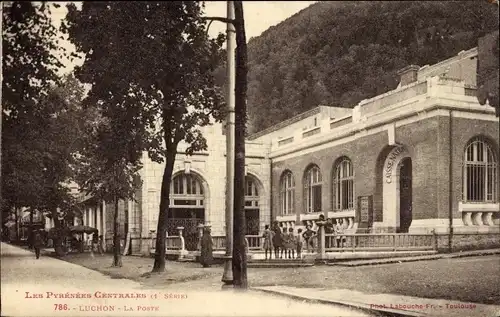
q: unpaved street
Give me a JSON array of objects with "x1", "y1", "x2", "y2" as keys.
[{"x1": 1, "y1": 243, "x2": 374, "y2": 317}]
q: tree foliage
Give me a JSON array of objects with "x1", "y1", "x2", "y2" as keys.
[
  {"x1": 2, "y1": 1, "x2": 68, "y2": 210},
  {"x1": 244, "y1": 1, "x2": 499, "y2": 133},
  {"x1": 64, "y1": 1, "x2": 226, "y2": 272},
  {"x1": 2, "y1": 2, "x2": 87, "y2": 223}
]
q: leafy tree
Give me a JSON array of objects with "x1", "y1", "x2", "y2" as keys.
[
  {"x1": 65, "y1": 1, "x2": 225, "y2": 272},
  {"x1": 2, "y1": 2, "x2": 85, "y2": 247},
  {"x1": 2, "y1": 1, "x2": 66, "y2": 212},
  {"x1": 74, "y1": 112, "x2": 143, "y2": 266}
]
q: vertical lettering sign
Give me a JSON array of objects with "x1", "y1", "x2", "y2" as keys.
[
  {"x1": 359, "y1": 196, "x2": 370, "y2": 223},
  {"x1": 385, "y1": 146, "x2": 406, "y2": 183}
]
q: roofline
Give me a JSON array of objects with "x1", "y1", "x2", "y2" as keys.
[{"x1": 247, "y1": 106, "x2": 323, "y2": 140}]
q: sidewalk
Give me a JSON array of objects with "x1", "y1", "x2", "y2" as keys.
[
  {"x1": 328, "y1": 248, "x2": 500, "y2": 267},
  {"x1": 253, "y1": 285, "x2": 500, "y2": 317}
]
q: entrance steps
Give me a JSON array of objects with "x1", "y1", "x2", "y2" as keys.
[
  {"x1": 247, "y1": 259, "x2": 315, "y2": 268},
  {"x1": 328, "y1": 254, "x2": 443, "y2": 267},
  {"x1": 321, "y1": 250, "x2": 438, "y2": 262}
]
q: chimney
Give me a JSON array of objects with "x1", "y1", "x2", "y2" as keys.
[{"x1": 397, "y1": 65, "x2": 420, "y2": 86}]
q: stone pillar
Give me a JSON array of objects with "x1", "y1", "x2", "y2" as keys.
[
  {"x1": 96, "y1": 205, "x2": 101, "y2": 235},
  {"x1": 177, "y1": 227, "x2": 185, "y2": 260},
  {"x1": 316, "y1": 220, "x2": 326, "y2": 260},
  {"x1": 102, "y1": 201, "x2": 106, "y2": 244},
  {"x1": 177, "y1": 226, "x2": 184, "y2": 237}
]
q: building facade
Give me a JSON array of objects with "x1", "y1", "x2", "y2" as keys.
[{"x1": 81, "y1": 47, "x2": 499, "y2": 254}]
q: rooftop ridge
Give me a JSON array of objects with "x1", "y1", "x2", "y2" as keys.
[
  {"x1": 247, "y1": 106, "x2": 323, "y2": 140},
  {"x1": 418, "y1": 47, "x2": 478, "y2": 77}
]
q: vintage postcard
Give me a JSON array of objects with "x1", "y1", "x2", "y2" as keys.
[{"x1": 1, "y1": 1, "x2": 499, "y2": 317}]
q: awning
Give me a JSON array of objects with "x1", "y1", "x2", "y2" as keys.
[{"x1": 20, "y1": 210, "x2": 44, "y2": 224}]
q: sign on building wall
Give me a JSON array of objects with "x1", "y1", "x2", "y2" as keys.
[{"x1": 357, "y1": 195, "x2": 373, "y2": 230}]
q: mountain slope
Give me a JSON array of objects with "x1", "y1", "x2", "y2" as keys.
[{"x1": 244, "y1": 1, "x2": 499, "y2": 134}]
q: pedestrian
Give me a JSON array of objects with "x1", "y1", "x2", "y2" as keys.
[
  {"x1": 28, "y1": 229, "x2": 34, "y2": 250},
  {"x1": 296, "y1": 228, "x2": 303, "y2": 259},
  {"x1": 33, "y1": 230, "x2": 44, "y2": 259},
  {"x1": 302, "y1": 225, "x2": 316, "y2": 253},
  {"x1": 272, "y1": 223, "x2": 283, "y2": 259},
  {"x1": 90, "y1": 233, "x2": 98, "y2": 258},
  {"x1": 325, "y1": 218, "x2": 334, "y2": 249},
  {"x1": 335, "y1": 220, "x2": 346, "y2": 248},
  {"x1": 97, "y1": 235, "x2": 105, "y2": 255},
  {"x1": 285, "y1": 228, "x2": 296, "y2": 259},
  {"x1": 262, "y1": 224, "x2": 274, "y2": 260},
  {"x1": 199, "y1": 226, "x2": 213, "y2": 268}
]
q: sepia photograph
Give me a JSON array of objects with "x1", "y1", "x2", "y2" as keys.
[{"x1": 1, "y1": 1, "x2": 499, "y2": 316}]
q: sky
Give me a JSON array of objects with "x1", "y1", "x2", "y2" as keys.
[{"x1": 51, "y1": 1, "x2": 317, "y2": 74}]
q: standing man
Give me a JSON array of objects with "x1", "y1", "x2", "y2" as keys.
[
  {"x1": 302, "y1": 225, "x2": 316, "y2": 253},
  {"x1": 325, "y1": 218, "x2": 334, "y2": 249},
  {"x1": 97, "y1": 235, "x2": 105, "y2": 255},
  {"x1": 335, "y1": 220, "x2": 345, "y2": 248},
  {"x1": 200, "y1": 226, "x2": 213, "y2": 268},
  {"x1": 33, "y1": 230, "x2": 44, "y2": 259}
]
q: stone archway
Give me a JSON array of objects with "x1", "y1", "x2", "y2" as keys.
[
  {"x1": 381, "y1": 145, "x2": 412, "y2": 232},
  {"x1": 245, "y1": 173, "x2": 264, "y2": 235},
  {"x1": 168, "y1": 171, "x2": 208, "y2": 250}
]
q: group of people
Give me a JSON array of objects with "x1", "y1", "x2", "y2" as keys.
[
  {"x1": 69, "y1": 232, "x2": 104, "y2": 255},
  {"x1": 262, "y1": 218, "x2": 347, "y2": 260},
  {"x1": 324, "y1": 217, "x2": 347, "y2": 249},
  {"x1": 262, "y1": 222, "x2": 312, "y2": 260}
]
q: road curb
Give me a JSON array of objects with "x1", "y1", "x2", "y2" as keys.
[
  {"x1": 251, "y1": 287, "x2": 425, "y2": 317},
  {"x1": 328, "y1": 249, "x2": 500, "y2": 267}
]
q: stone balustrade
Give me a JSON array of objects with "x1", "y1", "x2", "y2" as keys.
[{"x1": 459, "y1": 203, "x2": 500, "y2": 230}]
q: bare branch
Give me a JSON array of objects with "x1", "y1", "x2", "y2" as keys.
[
  {"x1": 202, "y1": 16, "x2": 236, "y2": 25},
  {"x1": 206, "y1": 19, "x2": 214, "y2": 37}
]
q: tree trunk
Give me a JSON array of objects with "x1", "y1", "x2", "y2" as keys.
[
  {"x1": 28, "y1": 209, "x2": 33, "y2": 249},
  {"x1": 50, "y1": 208, "x2": 65, "y2": 257},
  {"x1": 152, "y1": 149, "x2": 176, "y2": 273},
  {"x1": 14, "y1": 206, "x2": 19, "y2": 242},
  {"x1": 112, "y1": 196, "x2": 122, "y2": 267},
  {"x1": 232, "y1": 0, "x2": 248, "y2": 289}
]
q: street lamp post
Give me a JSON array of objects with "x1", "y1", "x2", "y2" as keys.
[{"x1": 221, "y1": 0, "x2": 236, "y2": 286}]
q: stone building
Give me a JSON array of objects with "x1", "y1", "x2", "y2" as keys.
[{"x1": 81, "y1": 47, "x2": 499, "y2": 254}]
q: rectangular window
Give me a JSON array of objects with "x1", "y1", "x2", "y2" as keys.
[
  {"x1": 467, "y1": 165, "x2": 486, "y2": 201},
  {"x1": 173, "y1": 199, "x2": 197, "y2": 206},
  {"x1": 313, "y1": 185, "x2": 322, "y2": 212},
  {"x1": 487, "y1": 166, "x2": 495, "y2": 201},
  {"x1": 341, "y1": 180, "x2": 350, "y2": 210},
  {"x1": 348, "y1": 179, "x2": 354, "y2": 209},
  {"x1": 186, "y1": 175, "x2": 192, "y2": 195},
  {"x1": 307, "y1": 187, "x2": 312, "y2": 213}
]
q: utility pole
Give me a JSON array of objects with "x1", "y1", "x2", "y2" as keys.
[
  {"x1": 221, "y1": 0, "x2": 235, "y2": 286},
  {"x1": 232, "y1": 0, "x2": 248, "y2": 289},
  {"x1": 0, "y1": 2, "x2": 4, "y2": 235}
]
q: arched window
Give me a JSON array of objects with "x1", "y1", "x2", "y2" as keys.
[
  {"x1": 463, "y1": 138, "x2": 497, "y2": 202},
  {"x1": 333, "y1": 158, "x2": 354, "y2": 211},
  {"x1": 304, "y1": 165, "x2": 322, "y2": 213},
  {"x1": 245, "y1": 176, "x2": 260, "y2": 235},
  {"x1": 280, "y1": 171, "x2": 295, "y2": 215},
  {"x1": 245, "y1": 177, "x2": 259, "y2": 208},
  {"x1": 169, "y1": 172, "x2": 206, "y2": 250},
  {"x1": 170, "y1": 173, "x2": 204, "y2": 208}
]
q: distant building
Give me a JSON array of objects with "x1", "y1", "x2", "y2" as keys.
[{"x1": 81, "y1": 47, "x2": 499, "y2": 255}]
